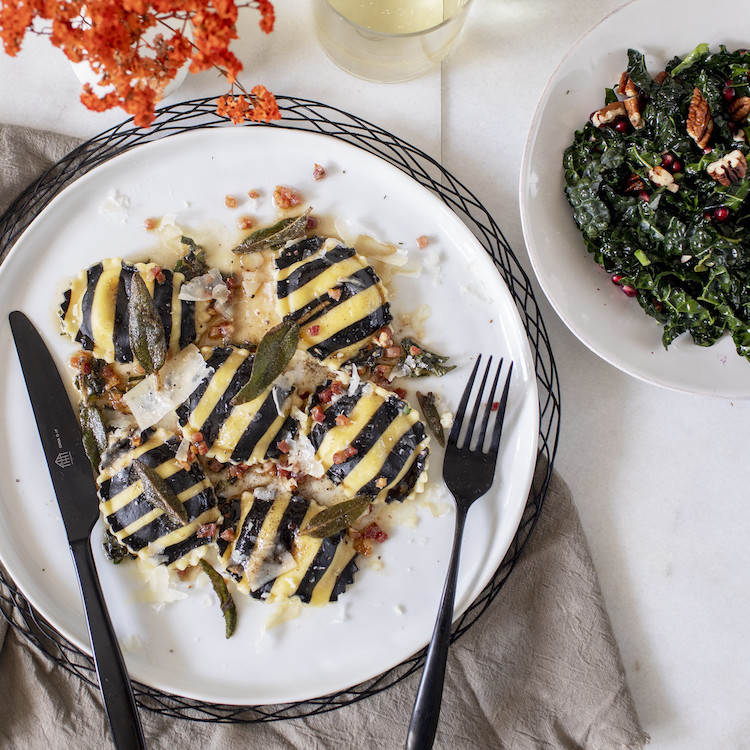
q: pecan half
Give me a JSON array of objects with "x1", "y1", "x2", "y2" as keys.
[
  {"x1": 617, "y1": 72, "x2": 640, "y2": 98},
  {"x1": 728, "y1": 96, "x2": 750, "y2": 123},
  {"x1": 622, "y1": 173, "x2": 646, "y2": 193},
  {"x1": 687, "y1": 88, "x2": 714, "y2": 149},
  {"x1": 590, "y1": 101, "x2": 627, "y2": 128},
  {"x1": 648, "y1": 166, "x2": 678, "y2": 192},
  {"x1": 706, "y1": 149, "x2": 747, "y2": 185},
  {"x1": 624, "y1": 96, "x2": 645, "y2": 130}
]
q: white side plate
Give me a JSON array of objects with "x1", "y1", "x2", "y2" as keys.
[{"x1": 520, "y1": 0, "x2": 750, "y2": 397}]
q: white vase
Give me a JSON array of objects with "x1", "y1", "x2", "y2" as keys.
[{"x1": 70, "y1": 20, "x2": 191, "y2": 103}]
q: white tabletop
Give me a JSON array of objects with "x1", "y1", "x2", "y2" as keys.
[{"x1": 1, "y1": 1, "x2": 749, "y2": 747}]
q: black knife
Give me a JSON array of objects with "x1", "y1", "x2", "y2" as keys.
[{"x1": 9, "y1": 310, "x2": 147, "y2": 750}]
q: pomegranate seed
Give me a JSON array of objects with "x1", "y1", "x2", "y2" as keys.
[
  {"x1": 611, "y1": 275, "x2": 623, "y2": 285},
  {"x1": 613, "y1": 118, "x2": 629, "y2": 133},
  {"x1": 621, "y1": 285, "x2": 637, "y2": 297},
  {"x1": 670, "y1": 159, "x2": 682, "y2": 173},
  {"x1": 723, "y1": 82, "x2": 736, "y2": 102},
  {"x1": 661, "y1": 153, "x2": 675, "y2": 168},
  {"x1": 713, "y1": 206, "x2": 730, "y2": 222},
  {"x1": 638, "y1": 190, "x2": 650, "y2": 202}
]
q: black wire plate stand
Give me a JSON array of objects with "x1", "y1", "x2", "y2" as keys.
[{"x1": 0, "y1": 96, "x2": 561, "y2": 722}]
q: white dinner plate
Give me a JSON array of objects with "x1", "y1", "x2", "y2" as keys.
[
  {"x1": 520, "y1": 0, "x2": 750, "y2": 398},
  {"x1": 0, "y1": 127, "x2": 539, "y2": 704}
]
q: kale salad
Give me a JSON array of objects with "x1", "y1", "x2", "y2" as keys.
[{"x1": 563, "y1": 45, "x2": 750, "y2": 359}]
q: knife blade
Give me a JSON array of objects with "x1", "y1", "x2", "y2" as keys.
[{"x1": 9, "y1": 310, "x2": 147, "y2": 750}]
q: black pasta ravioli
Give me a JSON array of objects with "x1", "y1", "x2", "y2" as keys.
[
  {"x1": 177, "y1": 345, "x2": 297, "y2": 465},
  {"x1": 60, "y1": 258, "x2": 195, "y2": 363},
  {"x1": 220, "y1": 489, "x2": 358, "y2": 603},
  {"x1": 307, "y1": 380, "x2": 429, "y2": 503},
  {"x1": 96, "y1": 428, "x2": 220, "y2": 568},
  {"x1": 274, "y1": 236, "x2": 392, "y2": 366}
]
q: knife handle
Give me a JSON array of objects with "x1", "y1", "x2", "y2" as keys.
[{"x1": 70, "y1": 538, "x2": 147, "y2": 750}]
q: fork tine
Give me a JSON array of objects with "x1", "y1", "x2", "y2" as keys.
[
  {"x1": 488, "y1": 361, "x2": 513, "y2": 456},
  {"x1": 466, "y1": 356, "x2": 493, "y2": 450},
  {"x1": 447, "y1": 356, "x2": 482, "y2": 446},
  {"x1": 475, "y1": 357, "x2": 504, "y2": 451}
]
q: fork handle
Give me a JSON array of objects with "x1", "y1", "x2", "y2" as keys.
[{"x1": 405, "y1": 508, "x2": 467, "y2": 750}]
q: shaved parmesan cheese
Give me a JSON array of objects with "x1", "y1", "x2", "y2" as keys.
[
  {"x1": 347, "y1": 363, "x2": 360, "y2": 396},
  {"x1": 131, "y1": 557, "x2": 187, "y2": 611},
  {"x1": 285, "y1": 434, "x2": 325, "y2": 479},
  {"x1": 175, "y1": 436, "x2": 191, "y2": 464},
  {"x1": 271, "y1": 375, "x2": 293, "y2": 416},
  {"x1": 246, "y1": 545, "x2": 297, "y2": 592},
  {"x1": 178, "y1": 268, "x2": 223, "y2": 301},
  {"x1": 124, "y1": 344, "x2": 212, "y2": 429}
]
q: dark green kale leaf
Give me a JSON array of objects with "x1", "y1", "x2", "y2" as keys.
[{"x1": 563, "y1": 45, "x2": 750, "y2": 363}]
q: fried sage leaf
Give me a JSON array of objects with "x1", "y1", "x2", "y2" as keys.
[
  {"x1": 174, "y1": 236, "x2": 209, "y2": 281},
  {"x1": 79, "y1": 401, "x2": 108, "y2": 471},
  {"x1": 132, "y1": 457, "x2": 188, "y2": 526},
  {"x1": 233, "y1": 319, "x2": 299, "y2": 404},
  {"x1": 199, "y1": 558, "x2": 237, "y2": 639},
  {"x1": 232, "y1": 208, "x2": 311, "y2": 254},
  {"x1": 301, "y1": 496, "x2": 371, "y2": 539},
  {"x1": 128, "y1": 271, "x2": 167, "y2": 374},
  {"x1": 401, "y1": 338, "x2": 455, "y2": 377},
  {"x1": 416, "y1": 391, "x2": 445, "y2": 448},
  {"x1": 102, "y1": 528, "x2": 133, "y2": 565}
]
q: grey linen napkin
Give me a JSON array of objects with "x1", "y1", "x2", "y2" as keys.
[{"x1": 0, "y1": 124, "x2": 649, "y2": 750}]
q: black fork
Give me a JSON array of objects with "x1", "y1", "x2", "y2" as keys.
[{"x1": 406, "y1": 355, "x2": 513, "y2": 750}]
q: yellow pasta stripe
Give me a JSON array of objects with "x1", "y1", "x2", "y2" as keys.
[
  {"x1": 315, "y1": 391, "x2": 383, "y2": 470},
  {"x1": 309, "y1": 540, "x2": 358, "y2": 606},
  {"x1": 188, "y1": 347, "x2": 247, "y2": 432},
  {"x1": 282, "y1": 255, "x2": 365, "y2": 314},
  {"x1": 340, "y1": 413, "x2": 416, "y2": 496}
]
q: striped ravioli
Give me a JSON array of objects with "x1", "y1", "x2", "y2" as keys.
[
  {"x1": 177, "y1": 346, "x2": 296, "y2": 465},
  {"x1": 274, "y1": 236, "x2": 392, "y2": 366},
  {"x1": 221, "y1": 488, "x2": 358, "y2": 604},
  {"x1": 308, "y1": 382, "x2": 429, "y2": 503},
  {"x1": 60, "y1": 258, "x2": 196, "y2": 364},
  {"x1": 96, "y1": 428, "x2": 219, "y2": 569}
]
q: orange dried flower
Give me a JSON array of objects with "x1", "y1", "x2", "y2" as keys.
[{"x1": 0, "y1": 0, "x2": 279, "y2": 127}]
